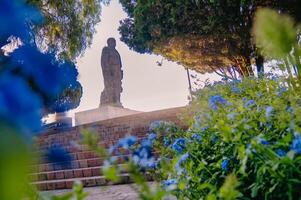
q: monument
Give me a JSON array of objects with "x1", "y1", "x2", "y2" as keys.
[
  {"x1": 100, "y1": 38, "x2": 123, "y2": 107},
  {"x1": 75, "y1": 38, "x2": 141, "y2": 126}
]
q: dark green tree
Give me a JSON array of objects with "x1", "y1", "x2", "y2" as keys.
[{"x1": 119, "y1": 0, "x2": 301, "y2": 77}]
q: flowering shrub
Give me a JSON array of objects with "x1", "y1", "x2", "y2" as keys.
[
  {"x1": 0, "y1": 1, "x2": 80, "y2": 199},
  {"x1": 150, "y1": 77, "x2": 301, "y2": 199}
]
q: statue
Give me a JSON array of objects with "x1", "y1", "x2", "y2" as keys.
[{"x1": 100, "y1": 38, "x2": 123, "y2": 107}]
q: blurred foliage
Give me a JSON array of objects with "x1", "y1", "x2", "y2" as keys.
[
  {"x1": 0, "y1": 124, "x2": 30, "y2": 200},
  {"x1": 119, "y1": 0, "x2": 301, "y2": 76},
  {"x1": 253, "y1": 8, "x2": 301, "y2": 78},
  {"x1": 0, "y1": 1, "x2": 87, "y2": 199},
  {"x1": 27, "y1": 0, "x2": 109, "y2": 61}
]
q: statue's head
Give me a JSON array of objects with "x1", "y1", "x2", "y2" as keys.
[{"x1": 107, "y1": 38, "x2": 116, "y2": 48}]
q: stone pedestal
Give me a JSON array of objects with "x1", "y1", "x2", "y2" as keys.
[{"x1": 74, "y1": 106, "x2": 141, "y2": 126}]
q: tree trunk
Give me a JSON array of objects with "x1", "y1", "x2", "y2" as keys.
[
  {"x1": 255, "y1": 55, "x2": 264, "y2": 78},
  {"x1": 233, "y1": 56, "x2": 254, "y2": 77}
]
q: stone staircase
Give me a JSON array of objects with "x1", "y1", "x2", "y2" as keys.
[{"x1": 31, "y1": 107, "x2": 185, "y2": 191}]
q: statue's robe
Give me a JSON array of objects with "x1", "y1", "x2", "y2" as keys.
[{"x1": 100, "y1": 46, "x2": 123, "y2": 107}]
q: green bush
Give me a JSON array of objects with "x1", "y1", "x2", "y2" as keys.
[{"x1": 152, "y1": 77, "x2": 301, "y2": 199}]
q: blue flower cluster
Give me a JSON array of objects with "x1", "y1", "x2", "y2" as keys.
[
  {"x1": 290, "y1": 136, "x2": 301, "y2": 154},
  {"x1": 221, "y1": 159, "x2": 229, "y2": 171},
  {"x1": 45, "y1": 145, "x2": 72, "y2": 169},
  {"x1": 118, "y1": 135, "x2": 137, "y2": 149},
  {"x1": 0, "y1": 0, "x2": 43, "y2": 46},
  {"x1": 0, "y1": 0, "x2": 79, "y2": 138},
  {"x1": 132, "y1": 133, "x2": 158, "y2": 168},
  {"x1": 0, "y1": 74, "x2": 42, "y2": 133},
  {"x1": 275, "y1": 149, "x2": 286, "y2": 157},
  {"x1": 243, "y1": 99, "x2": 256, "y2": 108},
  {"x1": 265, "y1": 106, "x2": 274, "y2": 118},
  {"x1": 149, "y1": 120, "x2": 164, "y2": 131},
  {"x1": 163, "y1": 137, "x2": 171, "y2": 146},
  {"x1": 191, "y1": 133, "x2": 202, "y2": 143},
  {"x1": 161, "y1": 179, "x2": 178, "y2": 191},
  {"x1": 175, "y1": 153, "x2": 189, "y2": 175},
  {"x1": 171, "y1": 138, "x2": 187, "y2": 154},
  {"x1": 258, "y1": 137, "x2": 269, "y2": 145},
  {"x1": 109, "y1": 133, "x2": 158, "y2": 169},
  {"x1": 208, "y1": 95, "x2": 227, "y2": 110}
]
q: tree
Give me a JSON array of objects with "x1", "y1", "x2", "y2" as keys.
[
  {"x1": 28, "y1": 0, "x2": 109, "y2": 61},
  {"x1": 119, "y1": 0, "x2": 301, "y2": 77},
  {"x1": 23, "y1": 0, "x2": 110, "y2": 113}
]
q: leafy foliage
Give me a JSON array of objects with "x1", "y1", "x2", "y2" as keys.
[
  {"x1": 119, "y1": 0, "x2": 301, "y2": 76},
  {"x1": 150, "y1": 75, "x2": 301, "y2": 199},
  {"x1": 28, "y1": 0, "x2": 109, "y2": 61},
  {"x1": 97, "y1": 8, "x2": 301, "y2": 200},
  {"x1": 0, "y1": 1, "x2": 84, "y2": 199}
]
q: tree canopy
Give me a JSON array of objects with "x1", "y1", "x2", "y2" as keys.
[
  {"x1": 28, "y1": 0, "x2": 109, "y2": 61},
  {"x1": 22, "y1": 0, "x2": 110, "y2": 113},
  {"x1": 119, "y1": 0, "x2": 301, "y2": 76}
]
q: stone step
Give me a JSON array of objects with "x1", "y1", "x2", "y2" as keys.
[
  {"x1": 32, "y1": 107, "x2": 185, "y2": 191},
  {"x1": 34, "y1": 174, "x2": 132, "y2": 191},
  {"x1": 34, "y1": 136, "x2": 146, "y2": 157},
  {"x1": 35, "y1": 131, "x2": 148, "y2": 149},
  {"x1": 32, "y1": 155, "x2": 129, "y2": 173},
  {"x1": 30, "y1": 164, "x2": 128, "y2": 182},
  {"x1": 37, "y1": 148, "x2": 130, "y2": 165}
]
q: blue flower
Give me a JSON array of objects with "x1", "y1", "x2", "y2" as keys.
[
  {"x1": 163, "y1": 137, "x2": 170, "y2": 146},
  {"x1": 132, "y1": 141, "x2": 155, "y2": 169},
  {"x1": 258, "y1": 137, "x2": 269, "y2": 145},
  {"x1": 193, "y1": 115, "x2": 202, "y2": 129},
  {"x1": 231, "y1": 86, "x2": 241, "y2": 94},
  {"x1": 208, "y1": 95, "x2": 227, "y2": 110},
  {"x1": 0, "y1": 0, "x2": 43, "y2": 44},
  {"x1": 136, "y1": 146, "x2": 152, "y2": 159},
  {"x1": 191, "y1": 134, "x2": 202, "y2": 143},
  {"x1": 276, "y1": 86, "x2": 287, "y2": 96},
  {"x1": 275, "y1": 149, "x2": 286, "y2": 157},
  {"x1": 227, "y1": 113, "x2": 237, "y2": 121},
  {"x1": 118, "y1": 136, "x2": 137, "y2": 149},
  {"x1": 10, "y1": 45, "x2": 78, "y2": 97},
  {"x1": 149, "y1": 120, "x2": 163, "y2": 131},
  {"x1": 244, "y1": 99, "x2": 256, "y2": 108},
  {"x1": 0, "y1": 73, "x2": 42, "y2": 135},
  {"x1": 45, "y1": 145, "x2": 72, "y2": 169},
  {"x1": 211, "y1": 136, "x2": 218, "y2": 143},
  {"x1": 148, "y1": 132, "x2": 157, "y2": 141},
  {"x1": 221, "y1": 159, "x2": 229, "y2": 171},
  {"x1": 286, "y1": 106, "x2": 293, "y2": 113},
  {"x1": 175, "y1": 153, "x2": 189, "y2": 175},
  {"x1": 141, "y1": 138, "x2": 153, "y2": 147},
  {"x1": 265, "y1": 106, "x2": 273, "y2": 118},
  {"x1": 162, "y1": 179, "x2": 178, "y2": 191},
  {"x1": 290, "y1": 136, "x2": 301, "y2": 154},
  {"x1": 171, "y1": 138, "x2": 186, "y2": 154}
]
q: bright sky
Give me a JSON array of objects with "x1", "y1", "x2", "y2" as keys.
[{"x1": 69, "y1": 0, "x2": 220, "y2": 117}]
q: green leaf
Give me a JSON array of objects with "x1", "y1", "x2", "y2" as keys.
[
  {"x1": 219, "y1": 174, "x2": 242, "y2": 200},
  {"x1": 253, "y1": 8, "x2": 297, "y2": 59},
  {"x1": 103, "y1": 165, "x2": 120, "y2": 182}
]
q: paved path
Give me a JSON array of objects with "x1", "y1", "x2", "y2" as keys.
[{"x1": 43, "y1": 183, "x2": 176, "y2": 200}]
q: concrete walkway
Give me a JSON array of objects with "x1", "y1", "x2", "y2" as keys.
[{"x1": 43, "y1": 183, "x2": 176, "y2": 200}]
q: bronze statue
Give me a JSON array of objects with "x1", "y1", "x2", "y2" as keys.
[{"x1": 100, "y1": 38, "x2": 123, "y2": 107}]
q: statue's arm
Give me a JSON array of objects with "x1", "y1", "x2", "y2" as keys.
[
  {"x1": 101, "y1": 47, "x2": 109, "y2": 69},
  {"x1": 117, "y1": 52, "x2": 123, "y2": 79}
]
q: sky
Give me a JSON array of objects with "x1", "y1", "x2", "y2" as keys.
[{"x1": 68, "y1": 0, "x2": 220, "y2": 118}]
